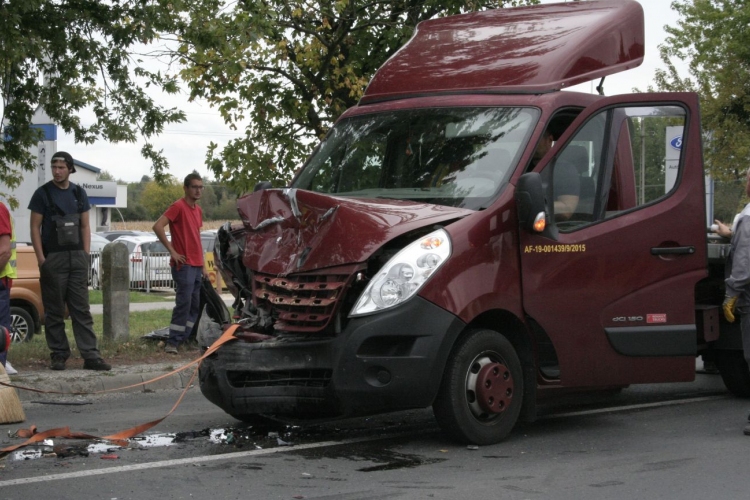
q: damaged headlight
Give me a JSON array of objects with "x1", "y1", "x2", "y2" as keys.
[{"x1": 350, "y1": 229, "x2": 451, "y2": 317}]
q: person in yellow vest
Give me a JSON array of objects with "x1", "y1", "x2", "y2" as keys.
[{"x1": 0, "y1": 201, "x2": 17, "y2": 372}]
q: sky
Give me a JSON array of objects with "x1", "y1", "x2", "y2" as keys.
[{"x1": 56, "y1": 0, "x2": 686, "y2": 185}]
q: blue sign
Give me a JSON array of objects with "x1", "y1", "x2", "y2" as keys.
[
  {"x1": 4, "y1": 124, "x2": 57, "y2": 142},
  {"x1": 670, "y1": 136, "x2": 682, "y2": 150}
]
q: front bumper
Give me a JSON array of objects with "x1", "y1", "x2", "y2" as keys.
[{"x1": 199, "y1": 296, "x2": 466, "y2": 419}]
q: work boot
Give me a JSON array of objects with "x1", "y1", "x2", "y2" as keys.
[
  {"x1": 165, "y1": 344, "x2": 178, "y2": 354},
  {"x1": 83, "y1": 358, "x2": 112, "y2": 371},
  {"x1": 50, "y1": 356, "x2": 66, "y2": 371}
]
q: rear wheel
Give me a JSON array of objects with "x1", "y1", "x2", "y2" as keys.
[
  {"x1": 10, "y1": 306, "x2": 34, "y2": 343},
  {"x1": 714, "y1": 349, "x2": 750, "y2": 397},
  {"x1": 433, "y1": 329, "x2": 524, "y2": 445}
]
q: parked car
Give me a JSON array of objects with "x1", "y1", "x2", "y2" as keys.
[
  {"x1": 201, "y1": 230, "x2": 219, "y2": 287},
  {"x1": 91, "y1": 235, "x2": 172, "y2": 290},
  {"x1": 10, "y1": 245, "x2": 43, "y2": 342},
  {"x1": 90, "y1": 233, "x2": 111, "y2": 253},
  {"x1": 89, "y1": 233, "x2": 111, "y2": 286},
  {"x1": 97, "y1": 230, "x2": 150, "y2": 242},
  {"x1": 201, "y1": 230, "x2": 217, "y2": 253}
]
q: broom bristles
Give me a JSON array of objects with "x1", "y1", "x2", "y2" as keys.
[{"x1": 0, "y1": 362, "x2": 25, "y2": 424}]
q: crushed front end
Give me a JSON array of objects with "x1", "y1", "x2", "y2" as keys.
[{"x1": 199, "y1": 188, "x2": 469, "y2": 421}]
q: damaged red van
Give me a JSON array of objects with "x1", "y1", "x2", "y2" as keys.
[{"x1": 200, "y1": 0, "x2": 729, "y2": 444}]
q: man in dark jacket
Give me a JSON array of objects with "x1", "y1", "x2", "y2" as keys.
[{"x1": 28, "y1": 151, "x2": 111, "y2": 371}]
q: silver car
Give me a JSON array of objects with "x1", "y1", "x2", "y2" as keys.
[{"x1": 91, "y1": 235, "x2": 173, "y2": 290}]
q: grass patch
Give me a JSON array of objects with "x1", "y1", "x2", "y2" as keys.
[
  {"x1": 10, "y1": 309, "x2": 179, "y2": 365},
  {"x1": 89, "y1": 290, "x2": 175, "y2": 304}
]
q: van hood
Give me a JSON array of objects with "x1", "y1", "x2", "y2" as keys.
[{"x1": 237, "y1": 189, "x2": 472, "y2": 275}]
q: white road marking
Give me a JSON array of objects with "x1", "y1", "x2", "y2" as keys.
[{"x1": 543, "y1": 395, "x2": 728, "y2": 419}]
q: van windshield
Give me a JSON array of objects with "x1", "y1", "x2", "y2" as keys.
[{"x1": 293, "y1": 107, "x2": 538, "y2": 210}]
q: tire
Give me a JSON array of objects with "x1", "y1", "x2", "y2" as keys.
[
  {"x1": 714, "y1": 350, "x2": 750, "y2": 397},
  {"x1": 433, "y1": 328, "x2": 524, "y2": 445},
  {"x1": 9, "y1": 306, "x2": 34, "y2": 343}
]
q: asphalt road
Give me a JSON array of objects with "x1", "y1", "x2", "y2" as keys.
[{"x1": 0, "y1": 370, "x2": 747, "y2": 499}]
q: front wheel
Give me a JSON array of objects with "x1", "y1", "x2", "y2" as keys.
[{"x1": 433, "y1": 329, "x2": 524, "y2": 445}]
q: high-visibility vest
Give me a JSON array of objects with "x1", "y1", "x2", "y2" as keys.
[{"x1": 0, "y1": 212, "x2": 16, "y2": 279}]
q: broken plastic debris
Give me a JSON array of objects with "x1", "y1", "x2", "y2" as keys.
[
  {"x1": 467, "y1": 445, "x2": 479, "y2": 450},
  {"x1": 130, "y1": 433, "x2": 176, "y2": 448},
  {"x1": 88, "y1": 442, "x2": 123, "y2": 454},
  {"x1": 13, "y1": 449, "x2": 44, "y2": 461}
]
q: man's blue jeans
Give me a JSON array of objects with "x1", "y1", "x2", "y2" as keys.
[{"x1": 168, "y1": 265, "x2": 202, "y2": 346}]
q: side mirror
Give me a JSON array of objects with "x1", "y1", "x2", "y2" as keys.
[
  {"x1": 515, "y1": 172, "x2": 548, "y2": 233},
  {"x1": 253, "y1": 181, "x2": 273, "y2": 192}
]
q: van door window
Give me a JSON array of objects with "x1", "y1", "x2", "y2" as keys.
[{"x1": 542, "y1": 105, "x2": 687, "y2": 230}]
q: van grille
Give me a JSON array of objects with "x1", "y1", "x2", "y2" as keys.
[
  {"x1": 227, "y1": 369, "x2": 332, "y2": 388},
  {"x1": 252, "y1": 264, "x2": 363, "y2": 333}
]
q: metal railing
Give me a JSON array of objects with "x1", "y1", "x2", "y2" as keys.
[{"x1": 89, "y1": 250, "x2": 175, "y2": 292}]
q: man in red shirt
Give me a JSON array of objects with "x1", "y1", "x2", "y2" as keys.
[
  {"x1": 0, "y1": 201, "x2": 15, "y2": 371},
  {"x1": 153, "y1": 173, "x2": 205, "y2": 353}
]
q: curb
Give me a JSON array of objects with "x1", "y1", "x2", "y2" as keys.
[
  {"x1": 8, "y1": 297, "x2": 232, "y2": 400},
  {"x1": 10, "y1": 364, "x2": 195, "y2": 401}
]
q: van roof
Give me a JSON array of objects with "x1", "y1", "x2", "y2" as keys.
[{"x1": 361, "y1": 0, "x2": 644, "y2": 104}]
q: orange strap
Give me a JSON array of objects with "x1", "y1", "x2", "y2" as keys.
[
  {"x1": 0, "y1": 324, "x2": 239, "y2": 396},
  {"x1": 0, "y1": 324, "x2": 239, "y2": 455}
]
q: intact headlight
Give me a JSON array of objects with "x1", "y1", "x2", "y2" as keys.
[{"x1": 350, "y1": 229, "x2": 451, "y2": 317}]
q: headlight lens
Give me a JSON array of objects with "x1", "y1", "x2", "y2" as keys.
[{"x1": 350, "y1": 229, "x2": 451, "y2": 317}]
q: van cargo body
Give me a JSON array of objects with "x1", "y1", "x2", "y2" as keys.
[{"x1": 200, "y1": 0, "x2": 746, "y2": 444}]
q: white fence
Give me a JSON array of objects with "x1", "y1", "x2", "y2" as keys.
[{"x1": 89, "y1": 250, "x2": 175, "y2": 292}]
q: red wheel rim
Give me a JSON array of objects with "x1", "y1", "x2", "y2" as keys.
[{"x1": 474, "y1": 361, "x2": 513, "y2": 414}]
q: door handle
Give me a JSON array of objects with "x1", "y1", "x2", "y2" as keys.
[{"x1": 650, "y1": 246, "x2": 695, "y2": 255}]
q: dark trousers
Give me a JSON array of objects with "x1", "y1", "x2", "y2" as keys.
[
  {"x1": 741, "y1": 308, "x2": 750, "y2": 366},
  {"x1": 0, "y1": 277, "x2": 9, "y2": 365},
  {"x1": 168, "y1": 264, "x2": 202, "y2": 346},
  {"x1": 40, "y1": 250, "x2": 101, "y2": 361}
]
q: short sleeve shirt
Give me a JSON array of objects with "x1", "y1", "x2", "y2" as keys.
[
  {"x1": 28, "y1": 182, "x2": 90, "y2": 252},
  {"x1": 164, "y1": 198, "x2": 203, "y2": 266},
  {"x1": 0, "y1": 203, "x2": 11, "y2": 237}
]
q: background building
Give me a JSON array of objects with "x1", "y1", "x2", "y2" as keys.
[{"x1": 9, "y1": 107, "x2": 127, "y2": 243}]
